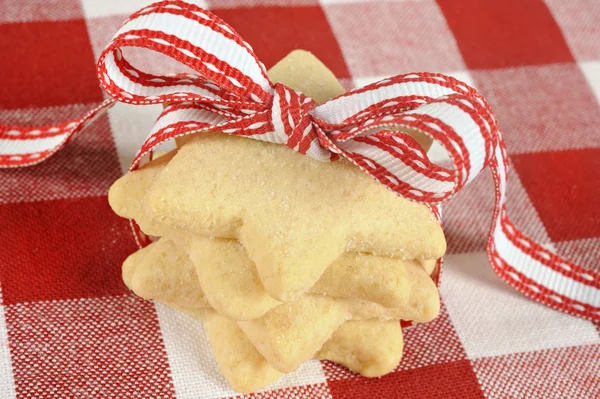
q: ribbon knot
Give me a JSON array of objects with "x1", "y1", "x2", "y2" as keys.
[
  {"x1": 1, "y1": 0, "x2": 597, "y2": 321},
  {"x1": 269, "y1": 83, "x2": 319, "y2": 155}
]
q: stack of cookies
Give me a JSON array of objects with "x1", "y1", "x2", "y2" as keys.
[{"x1": 108, "y1": 51, "x2": 446, "y2": 393}]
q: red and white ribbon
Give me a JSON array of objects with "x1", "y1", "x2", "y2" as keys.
[{"x1": 1, "y1": 1, "x2": 598, "y2": 322}]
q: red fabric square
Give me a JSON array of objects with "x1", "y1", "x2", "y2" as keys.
[
  {"x1": 327, "y1": 360, "x2": 485, "y2": 399},
  {"x1": 209, "y1": 5, "x2": 350, "y2": 78},
  {"x1": 512, "y1": 149, "x2": 600, "y2": 242},
  {"x1": 0, "y1": 196, "x2": 138, "y2": 305},
  {"x1": 5, "y1": 296, "x2": 175, "y2": 398},
  {"x1": 399, "y1": 304, "x2": 467, "y2": 371},
  {"x1": 472, "y1": 345, "x2": 600, "y2": 399},
  {"x1": 0, "y1": 112, "x2": 122, "y2": 204},
  {"x1": 0, "y1": 19, "x2": 102, "y2": 109},
  {"x1": 437, "y1": 0, "x2": 574, "y2": 69},
  {"x1": 470, "y1": 64, "x2": 600, "y2": 155}
]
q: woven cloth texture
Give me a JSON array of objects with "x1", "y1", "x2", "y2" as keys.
[{"x1": 0, "y1": 0, "x2": 599, "y2": 398}]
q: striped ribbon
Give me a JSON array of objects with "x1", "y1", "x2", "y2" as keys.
[{"x1": 0, "y1": 1, "x2": 598, "y2": 322}]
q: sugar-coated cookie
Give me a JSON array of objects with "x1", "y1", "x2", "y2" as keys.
[
  {"x1": 237, "y1": 296, "x2": 347, "y2": 373},
  {"x1": 122, "y1": 239, "x2": 210, "y2": 309},
  {"x1": 184, "y1": 234, "x2": 439, "y2": 319},
  {"x1": 185, "y1": 235, "x2": 281, "y2": 321},
  {"x1": 316, "y1": 319, "x2": 403, "y2": 377},
  {"x1": 206, "y1": 314, "x2": 283, "y2": 393},
  {"x1": 342, "y1": 258, "x2": 441, "y2": 323},
  {"x1": 313, "y1": 254, "x2": 418, "y2": 308},
  {"x1": 122, "y1": 243, "x2": 151, "y2": 289},
  {"x1": 108, "y1": 150, "x2": 176, "y2": 237},
  {"x1": 179, "y1": 303, "x2": 405, "y2": 391},
  {"x1": 110, "y1": 158, "x2": 440, "y2": 316},
  {"x1": 234, "y1": 293, "x2": 434, "y2": 373},
  {"x1": 145, "y1": 134, "x2": 445, "y2": 301},
  {"x1": 122, "y1": 236, "x2": 440, "y2": 322}
]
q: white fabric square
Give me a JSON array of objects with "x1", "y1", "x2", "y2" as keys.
[
  {"x1": 107, "y1": 102, "x2": 163, "y2": 172},
  {"x1": 580, "y1": 60, "x2": 600, "y2": 104},
  {"x1": 154, "y1": 303, "x2": 327, "y2": 399},
  {"x1": 81, "y1": 0, "x2": 207, "y2": 19},
  {"x1": 441, "y1": 252, "x2": 600, "y2": 359}
]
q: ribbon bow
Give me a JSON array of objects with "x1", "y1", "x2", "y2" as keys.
[{"x1": 0, "y1": 0, "x2": 598, "y2": 321}]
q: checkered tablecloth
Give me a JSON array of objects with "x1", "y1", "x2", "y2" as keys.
[{"x1": 1, "y1": 0, "x2": 599, "y2": 398}]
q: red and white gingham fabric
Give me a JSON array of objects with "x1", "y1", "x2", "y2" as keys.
[{"x1": 0, "y1": 0, "x2": 599, "y2": 398}]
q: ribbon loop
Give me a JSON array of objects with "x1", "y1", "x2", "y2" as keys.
[
  {"x1": 312, "y1": 76, "x2": 498, "y2": 203},
  {"x1": 98, "y1": 0, "x2": 272, "y2": 108}
]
